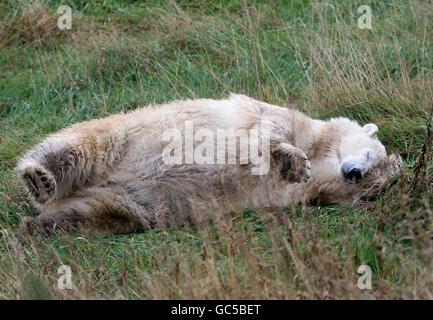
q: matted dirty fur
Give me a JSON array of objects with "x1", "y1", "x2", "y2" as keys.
[{"x1": 16, "y1": 94, "x2": 402, "y2": 236}]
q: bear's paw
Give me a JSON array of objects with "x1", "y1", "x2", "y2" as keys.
[{"x1": 278, "y1": 143, "x2": 311, "y2": 183}]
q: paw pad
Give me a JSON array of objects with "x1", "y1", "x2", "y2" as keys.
[
  {"x1": 20, "y1": 164, "x2": 57, "y2": 203},
  {"x1": 278, "y1": 144, "x2": 311, "y2": 183}
]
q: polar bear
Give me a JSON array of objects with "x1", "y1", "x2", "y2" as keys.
[{"x1": 16, "y1": 94, "x2": 401, "y2": 236}]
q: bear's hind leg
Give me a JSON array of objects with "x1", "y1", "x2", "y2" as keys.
[
  {"x1": 19, "y1": 183, "x2": 156, "y2": 237},
  {"x1": 16, "y1": 139, "x2": 86, "y2": 205}
]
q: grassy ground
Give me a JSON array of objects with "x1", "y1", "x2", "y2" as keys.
[{"x1": 0, "y1": 0, "x2": 432, "y2": 299}]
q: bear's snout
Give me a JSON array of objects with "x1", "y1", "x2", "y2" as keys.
[{"x1": 342, "y1": 162, "x2": 363, "y2": 183}]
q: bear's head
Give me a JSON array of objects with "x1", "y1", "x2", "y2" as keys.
[{"x1": 307, "y1": 118, "x2": 402, "y2": 206}]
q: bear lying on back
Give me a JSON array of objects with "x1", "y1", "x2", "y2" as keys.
[{"x1": 16, "y1": 94, "x2": 401, "y2": 236}]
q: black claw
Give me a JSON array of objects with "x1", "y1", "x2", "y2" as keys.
[{"x1": 25, "y1": 173, "x2": 39, "y2": 191}]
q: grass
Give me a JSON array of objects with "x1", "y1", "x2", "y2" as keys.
[{"x1": 0, "y1": 0, "x2": 432, "y2": 299}]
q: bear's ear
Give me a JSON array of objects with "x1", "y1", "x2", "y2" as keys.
[{"x1": 363, "y1": 123, "x2": 378, "y2": 138}]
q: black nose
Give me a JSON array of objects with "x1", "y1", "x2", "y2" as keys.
[{"x1": 343, "y1": 167, "x2": 362, "y2": 182}]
